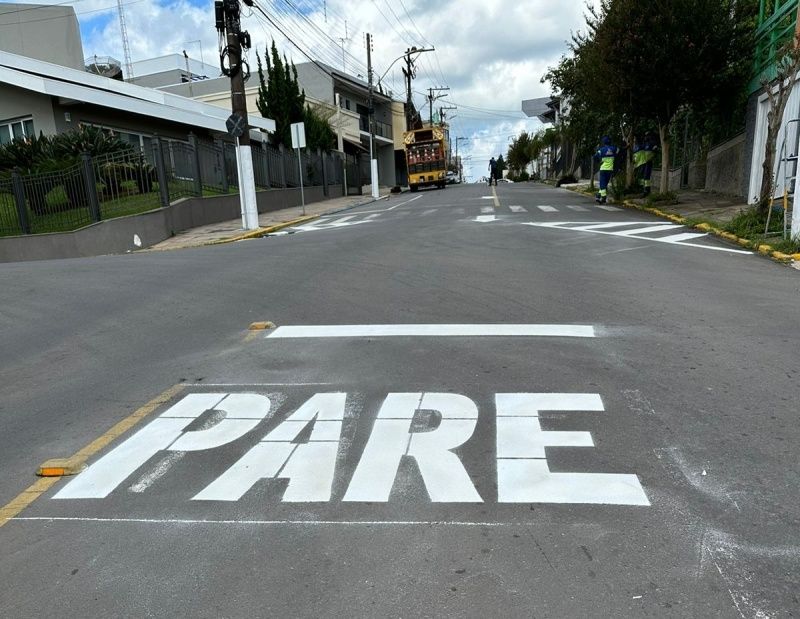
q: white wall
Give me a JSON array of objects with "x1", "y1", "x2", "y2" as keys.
[{"x1": 748, "y1": 78, "x2": 800, "y2": 203}]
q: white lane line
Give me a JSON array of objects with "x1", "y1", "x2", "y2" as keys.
[
  {"x1": 12, "y1": 516, "x2": 582, "y2": 527},
  {"x1": 480, "y1": 196, "x2": 495, "y2": 200},
  {"x1": 509, "y1": 205, "x2": 526, "y2": 213},
  {"x1": 617, "y1": 224, "x2": 680, "y2": 236},
  {"x1": 475, "y1": 215, "x2": 497, "y2": 223},
  {"x1": 481, "y1": 205, "x2": 494, "y2": 213},
  {"x1": 363, "y1": 213, "x2": 381, "y2": 221},
  {"x1": 596, "y1": 205, "x2": 622, "y2": 211},
  {"x1": 267, "y1": 324, "x2": 595, "y2": 338},
  {"x1": 567, "y1": 205, "x2": 588, "y2": 212},
  {"x1": 386, "y1": 194, "x2": 423, "y2": 211},
  {"x1": 657, "y1": 232, "x2": 708, "y2": 243},
  {"x1": 537, "y1": 205, "x2": 558, "y2": 212},
  {"x1": 421, "y1": 209, "x2": 438, "y2": 216}
]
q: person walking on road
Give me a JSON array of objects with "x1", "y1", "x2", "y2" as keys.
[
  {"x1": 633, "y1": 132, "x2": 658, "y2": 197},
  {"x1": 488, "y1": 157, "x2": 498, "y2": 186},
  {"x1": 594, "y1": 136, "x2": 619, "y2": 204}
]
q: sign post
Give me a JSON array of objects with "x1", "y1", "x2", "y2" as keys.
[{"x1": 291, "y1": 122, "x2": 307, "y2": 216}]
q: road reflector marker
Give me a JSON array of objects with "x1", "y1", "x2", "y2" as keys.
[
  {"x1": 36, "y1": 457, "x2": 87, "y2": 477},
  {"x1": 249, "y1": 321, "x2": 276, "y2": 330}
]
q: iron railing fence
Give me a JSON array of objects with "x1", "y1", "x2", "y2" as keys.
[
  {"x1": 20, "y1": 160, "x2": 96, "y2": 234},
  {"x1": 1, "y1": 140, "x2": 350, "y2": 237},
  {"x1": 93, "y1": 149, "x2": 160, "y2": 220},
  {"x1": 0, "y1": 177, "x2": 21, "y2": 236}
]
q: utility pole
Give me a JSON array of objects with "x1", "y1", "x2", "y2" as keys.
[
  {"x1": 427, "y1": 87, "x2": 449, "y2": 126},
  {"x1": 366, "y1": 32, "x2": 379, "y2": 199},
  {"x1": 401, "y1": 45, "x2": 434, "y2": 130},
  {"x1": 338, "y1": 21, "x2": 348, "y2": 72},
  {"x1": 215, "y1": 0, "x2": 258, "y2": 229}
]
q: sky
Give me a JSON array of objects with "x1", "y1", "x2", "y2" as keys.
[{"x1": 19, "y1": 0, "x2": 596, "y2": 181}]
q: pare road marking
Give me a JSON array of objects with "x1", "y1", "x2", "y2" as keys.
[{"x1": 54, "y1": 391, "x2": 649, "y2": 506}]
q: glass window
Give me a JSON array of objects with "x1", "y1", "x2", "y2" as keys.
[
  {"x1": 0, "y1": 125, "x2": 10, "y2": 144},
  {"x1": 11, "y1": 122, "x2": 23, "y2": 139},
  {"x1": 0, "y1": 117, "x2": 34, "y2": 143},
  {"x1": 23, "y1": 119, "x2": 34, "y2": 137}
]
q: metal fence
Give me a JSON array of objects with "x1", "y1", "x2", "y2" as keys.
[{"x1": 0, "y1": 136, "x2": 348, "y2": 237}]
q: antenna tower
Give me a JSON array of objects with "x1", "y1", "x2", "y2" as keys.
[{"x1": 117, "y1": 0, "x2": 134, "y2": 80}]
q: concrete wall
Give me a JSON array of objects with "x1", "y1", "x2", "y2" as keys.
[
  {"x1": 0, "y1": 85, "x2": 57, "y2": 135},
  {"x1": 705, "y1": 133, "x2": 745, "y2": 197},
  {"x1": 651, "y1": 167, "x2": 683, "y2": 192},
  {"x1": 0, "y1": 4, "x2": 84, "y2": 70},
  {"x1": 0, "y1": 185, "x2": 345, "y2": 263}
]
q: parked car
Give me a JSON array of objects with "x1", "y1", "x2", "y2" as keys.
[
  {"x1": 497, "y1": 177, "x2": 514, "y2": 183},
  {"x1": 446, "y1": 171, "x2": 459, "y2": 184}
]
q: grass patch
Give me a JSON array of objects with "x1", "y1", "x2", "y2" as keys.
[{"x1": 645, "y1": 191, "x2": 678, "y2": 206}]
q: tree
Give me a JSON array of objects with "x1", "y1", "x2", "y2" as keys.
[
  {"x1": 303, "y1": 103, "x2": 336, "y2": 152},
  {"x1": 255, "y1": 41, "x2": 306, "y2": 148},
  {"x1": 757, "y1": 35, "x2": 800, "y2": 214},
  {"x1": 507, "y1": 132, "x2": 534, "y2": 174}
]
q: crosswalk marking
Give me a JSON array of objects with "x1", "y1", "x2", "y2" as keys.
[
  {"x1": 524, "y1": 221, "x2": 752, "y2": 254},
  {"x1": 421, "y1": 209, "x2": 438, "y2": 216},
  {"x1": 657, "y1": 232, "x2": 708, "y2": 243},
  {"x1": 509, "y1": 205, "x2": 526, "y2": 213},
  {"x1": 331, "y1": 215, "x2": 357, "y2": 224},
  {"x1": 364, "y1": 214, "x2": 381, "y2": 221},
  {"x1": 617, "y1": 224, "x2": 679, "y2": 236},
  {"x1": 481, "y1": 206, "x2": 494, "y2": 213},
  {"x1": 596, "y1": 205, "x2": 622, "y2": 211},
  {"x1": 537, "y1": 205, "x2": 557, "y2": 212},
  {"x1": 567, "y1": 205, "x2": 588, "y2": 212}
]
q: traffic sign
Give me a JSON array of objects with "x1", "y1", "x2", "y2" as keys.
[
  {"x1": 226, "y1": 113, "x2": 247, "y2": 137},
  {"x1": 290, "y1": 121, "x2": 306, "y2": 149}
]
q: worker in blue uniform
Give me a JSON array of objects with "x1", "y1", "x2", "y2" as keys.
[
  {"x1": 633, "y1": 132, "x2": 658, "y2": 197},
  {"x1": 594, "y1": 136, "x2": 619, "y2": 204}
]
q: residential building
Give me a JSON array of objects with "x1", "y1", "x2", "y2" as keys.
[
  {"x1": 161, "y1": 61, "x2": 402, "y2": 188},
  {"x1": 744, "y1": 0, "x2": 800, "y2": 203},
  {"x1": 0, "y1": 4, "x2": 273, "y2": 149}
]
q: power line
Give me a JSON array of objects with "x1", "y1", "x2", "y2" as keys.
[{"x1": 0, "y1": 0, "x2": 145, "y2": 26}]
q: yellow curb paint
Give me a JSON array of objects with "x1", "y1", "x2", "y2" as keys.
[
  {"x1": 772, "y1": 251, "x2": 792, "y2": 261},
  {"x1": 737, "y1": 238, "x2": 751, "y2": 247},
  {"x1": 697, "y1": 223, "x2": 711, "y2": 231},
  {"x1": 0, "y1": 383, "x2": 185, "y2": 527},
  {"x1": 792, "y1": 253, "x2": 800, "y2": 261},
  {"x1": 206, "y1": 215, "x2": 319, "y2": 246},
  {"x1": 0, "y1": 478, "x2": 60, "y2": 527},
  {"x1": 758, "y1": 245, "x2": 772, "y2": 255}
]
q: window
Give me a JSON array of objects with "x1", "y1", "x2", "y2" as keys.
[{"x1": 0, "y1": 117, "x2": 35, "y2": 144}]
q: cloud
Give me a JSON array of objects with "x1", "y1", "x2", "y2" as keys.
[{"x1": 28, "y1": 0, "x2": 595, "y2": 180}]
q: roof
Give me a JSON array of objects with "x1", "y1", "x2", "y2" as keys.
[
  {"x1": 296, "y1": 61, "x2": 393, "y2": 102},
  {"x1": 521, "y1": 96, "x2": 559, "y2": 124},
  {"x1": 0, "y1": 50, "x2": 275, "y2": 135}
]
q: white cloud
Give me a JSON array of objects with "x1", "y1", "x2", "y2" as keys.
[{"x1": 27, "y1": 0, "x2": 596, "y2": 180}]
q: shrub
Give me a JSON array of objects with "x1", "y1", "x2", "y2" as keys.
[{"x1": 556, "y1": 173, "x2": 577, "y2": 187}]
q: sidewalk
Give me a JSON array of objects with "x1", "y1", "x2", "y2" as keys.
[
  {"x1": 147, "y1": 190, "x2": 392, "y2": 251},
  {"x1": 625, "y1": 189, "x2": 747, "y2": 223}
]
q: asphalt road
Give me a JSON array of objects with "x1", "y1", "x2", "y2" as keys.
[{"x1": 1, "y1": 182, "x2": 798, "y2": 618}]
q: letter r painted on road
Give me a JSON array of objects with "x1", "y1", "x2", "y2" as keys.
[
  {"x1": 495, "y1": 393, "x2": 650, "y2": 506},
  {"x1": 343, "y1": 393, "x2": 482, "y2": 503},
  {"x1": 53, "y1": 393, "x2": 273, "y2": 499}
]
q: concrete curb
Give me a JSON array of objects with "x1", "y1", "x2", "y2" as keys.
[
  {"x1": 562, "y1": 186, "x2": 800, "y2": 265},
  {"x1": 205, "y1": 194, "x2": 390, "y2": 246}
]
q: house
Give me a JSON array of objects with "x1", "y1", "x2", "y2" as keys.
[
  {"x1": 160, "y1": 60, "x2": 406, "y2": 189},
  {"x1": 0, "y1": 4, "x2": 273, "y2": 149}
]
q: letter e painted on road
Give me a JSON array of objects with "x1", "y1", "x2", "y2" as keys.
[
  {"x1": 495, "y1": 393, "x2": 649, "y2": 505},
  {"x1": 343, "y1": 393, "x2": 482, "y2": 503},
  {"x1": 53, "y1": 393, "x2": 272, "y2": 499}
]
